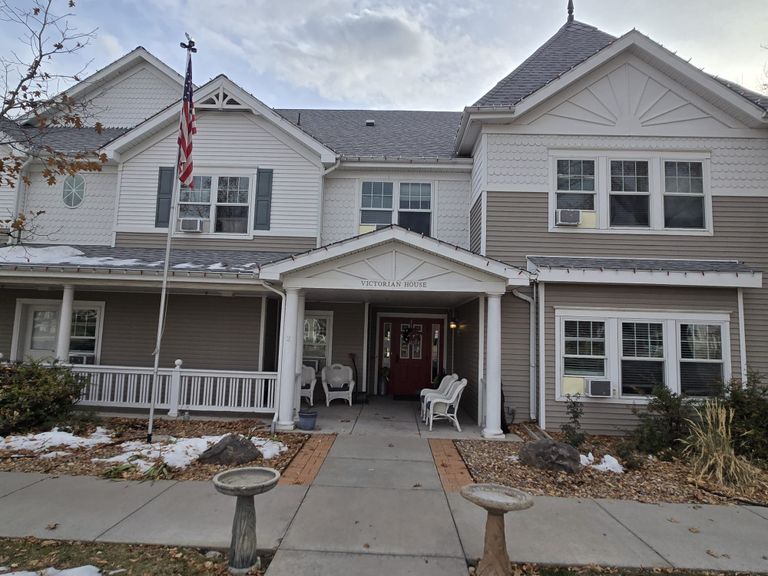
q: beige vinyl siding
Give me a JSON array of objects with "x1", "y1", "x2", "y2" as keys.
[
  {"x1": 1, "y1": 289, "x2": 263, "y2": 371},
  {"x1": 542, "y1": 284, "x2": 741, "y2": 435},
  {"x1": 453, "y1": 298, "x2": 479, "y2": 421},
  {"x1": 306, "y1": 302, "x2": 365, "y2": 379},
  {"x1": 469, "y1": 196, "x2": 482, "y2": 254},
  {"x1": 116, "y1": 110, "x2": 322, "y2": 239},
  {"x1": 114, "y1": 232, "x2": 316, "y2": 253},
  {"x1": 487, "y1": 192, "x2": 768, "y2": 375},
  {"x1": 501, "y1": 293, "x2": 532, "y2": 422}
]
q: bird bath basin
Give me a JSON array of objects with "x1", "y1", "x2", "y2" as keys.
[
  {"x1": 213, "y1": 467, "x2": 280, "y2": 575},
  {"x1": 460, "y1": 484, "x2": 533, "y2": 576}
]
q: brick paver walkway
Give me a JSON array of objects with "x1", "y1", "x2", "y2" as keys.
[
  {"x1": 279, "y1": 434, "x2": 336, "y2": 486},
  {"x1": 429, "y1": 438, "x2": 474, "y2": 492}
]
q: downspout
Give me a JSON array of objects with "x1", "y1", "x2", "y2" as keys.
[
  {"x1": 261, "y1": 280, "x2": 286, "y2": 433},
  {"x1": 737, "y1": 287, "x2": 748, "y2": 384},
  {"x1": 512, "y1": 286, "x2": 537, "y2": 421},
  {"x1": 316, "y1": 157, "x2": 341, "y2": 247}
]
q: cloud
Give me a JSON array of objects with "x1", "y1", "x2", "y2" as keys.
[
  {"x1": 96, "y1": 33, "x2": 125, "y2": 62},
  {"x1": 151, "y1": 0, "x2": 512, "y2": 109}
]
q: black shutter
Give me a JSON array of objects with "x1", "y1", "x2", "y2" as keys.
[
  {"x1": 155, "y1": 167, "x2": 175, "y2": 227},
  {"x1": 254, "y1": 169, "x2": 273, "y2": 230}
]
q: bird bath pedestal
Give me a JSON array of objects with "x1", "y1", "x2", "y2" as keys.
[
  {"x1": 213, "y1": 467, "x2": 280, "y2": 575},
  {"x1": 460, "y1": 483, "x2": 533, "y2": 576}
]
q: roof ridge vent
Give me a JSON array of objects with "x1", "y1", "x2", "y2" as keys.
[{"x1": 365, "y1": 118, "x2": 375, "y2": 127}]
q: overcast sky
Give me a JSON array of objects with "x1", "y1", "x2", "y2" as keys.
[{"x1": 3, "y1": 0, "x2": 767, "y2": 110}]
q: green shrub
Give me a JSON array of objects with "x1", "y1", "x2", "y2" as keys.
[
  {"x1": 630, "y1": 385, "x2": 698, "y2": 458},
  {"x1": 615, "y1": 439, "x2": 645, "y2": 471},
  {"x1": 561, "y1": 393, "x2": 586, "y2": 449},
  {"x1": 0, "y1": 362, "x2": 89, "y2": 435},
  {"x1": 722, "y1": 371, "x2": 768, "y2": 463}
]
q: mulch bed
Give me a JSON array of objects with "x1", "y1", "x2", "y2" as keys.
[
  {"x1": 456, "y1": 432, "x2": 768, "y2": 506},
  {"x1": 0, "y1": 417, "x2": 308, "y2": 481}
]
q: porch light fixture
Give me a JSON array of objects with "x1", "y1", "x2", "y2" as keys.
[{"x1": 449, "y1": 319, "x2": 458, "y2": 330}]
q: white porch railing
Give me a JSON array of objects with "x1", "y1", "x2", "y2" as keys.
[{"x1": 73, "y1": 360, "x2": 277, "y2": 415}]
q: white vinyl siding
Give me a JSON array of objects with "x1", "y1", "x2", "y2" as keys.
[{"x1": 116, "y1": 111, "x2": 321, "y2": 239}]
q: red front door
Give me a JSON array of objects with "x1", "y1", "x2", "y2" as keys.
[{"x1": 380, "y1": 317, "x2": 443, "y2": 396}]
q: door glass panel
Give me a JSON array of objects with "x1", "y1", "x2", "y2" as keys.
[
  {"x1": 30, "y1": 310, "x2": 58, "y2": 350},
  {"x1": 411, "y1": 324, "x2": 423, "y2": 360},
  {"x1": 400, "y1": 322, "x2": 411, "y2": 360},
  {"x1": 382, "y1": 322, "x2": 392, "y2": 368},
  {"x1": 431, "y1": 323, "x2": 440, "y2": 380},
  {"x1": 303, "y1": 317, "x2": 329, "y2": 374}
]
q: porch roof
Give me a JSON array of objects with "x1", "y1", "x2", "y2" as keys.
[
  {"x1": 0, "y1": 244, "x2": 283, "y2": 279},
  {"x1": 259, "y1": 225, "x2": 530, "y2": 288},
  {"x1": 527, "y1": 255, "x2": 762, "y2": 288}
]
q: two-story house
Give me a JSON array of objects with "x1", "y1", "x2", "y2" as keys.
[{"x1": 1, "y1": 8, "x2": 766, "y2": 436}]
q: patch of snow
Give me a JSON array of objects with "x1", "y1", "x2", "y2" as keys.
[
  {"x1": 5, "y1": 566, "x2": 101, "y2": 576},
  {"x1": 0, "y1": 427, "x2": 111, "y2": 453},
  {"x1": 580, "y1": 452, "x2": 595, "y2": 467},
  {"x1": 173, "y1": 262, "x2": 202, "y2": 269},
  {"x1": 146, "y1": 260, "x2": 164, "y2": 267},
  {"x1": 505, "y1": 455, "x2": 520, "y2": 463},
  {"x1": 0, "y1": 245, "x2": 142, "y2": 268},
  {"x1": 592, "y1": 454, "x2": 624, "y2": 474},
  {"x1": 92, "y1": 434, "x2": 288, "y2": 472},
  {"x1": 207, "y1": 262, "x2": 227, "y2": 270},
  {"x1": 38, "y1": 450, "x2": 71, "y2": 460}
]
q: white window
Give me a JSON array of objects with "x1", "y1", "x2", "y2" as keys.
[
  {"x1": 361, "y1": 181, "x2": 394, "y2": 228},
  {"x1": 398, "y1": 182, "x2": 431, "y2": 235},
  {"x1": 664, "y1": 161, "x2": 705, "y2": 229},
  {"x1": 556, "y1": 159, "x2": 595, "y2": 210},
  {"x1": 679, "y1": 323, "x2": 723, "y2": 396},
  {"x1": 68, "y1": 308, "x2": 100, "y2": 365},
  {"x1": 62, "y1": 175, "x2": 85, "y2": 208},
  {"x1": 563, "y1": 320, "x2": 605, "y2": 376},
  {"x1": 621, "y1": 321, "x2": 664, "y2": 396},
  {"x1": 609, "y1": 160, "x2": 650, "y2": 227},
  {"x1": 549, "y1": 152, "x2": 710, "y2": 234},
  {"x1": 556, "y1": 310, "x2": 730, "y2": 403},
  {"x1": 178, "y1": 174, "x2": 251, "y2": 234}
]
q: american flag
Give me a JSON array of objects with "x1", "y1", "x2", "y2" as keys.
[{"x1": 177, "y1": 50, "x2": 196, "y2": 187}]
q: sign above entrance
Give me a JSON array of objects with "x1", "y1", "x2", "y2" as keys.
[{"x1": 360, "y1": 279, "x2": 428, "y2": 289}]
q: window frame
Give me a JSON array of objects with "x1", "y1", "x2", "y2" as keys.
[
  {"x1": 555, "y1": 159, "x2": 597, "y2": 212},
  {"x1": 562, "y1": 319, "x2": 607, "y2": 377},
  {"x1": 555, "y1": 308, "x2": 730, "y2": 404},
  {"x1": 358, "y1": 178, "x2": 435, "y2": 235},
  {"x1": 678, "y1": 322, "x2": 725, "y2": 396},
  {"x1": 662, "y1": 160, "x2": 707, "y2": 230},
  {"x1": 548, "y1": 151, "x2": 712, "y2": 236},
  {"x1": 619, "y1": 320, "x2": 666, "y2": 398},
  {"x1": 62, "y1": 174, "x2": 86, "y2": 209},
  {"x1": 175, "y1": 169, "x2": 257, "y2": 238},
  {"x1": 608, "y1": 159, "x2": 651, "y2": 228}
]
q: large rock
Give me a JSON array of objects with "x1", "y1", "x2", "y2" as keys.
[
  {"x1": 198, "y1": 434, "x2": 260, "y2": 466},
  {"x1": 518, "y1": 439, "x2": 582, "y2": 474}
]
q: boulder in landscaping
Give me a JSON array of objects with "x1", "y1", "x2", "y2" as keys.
[
  {"x1": 519, "y1": 439, "x2": 582, "y2": 474},
  {"x1": 198, "y1": 434, "x2": 261, "y2": 466}
]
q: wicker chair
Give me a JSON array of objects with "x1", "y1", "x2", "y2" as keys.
[
  {"x1": 300, "y1": 365, "x2": 317, "y2": 406},
  {"x1": 321, "y1": 363, "x2": 356, "y2": 406}
]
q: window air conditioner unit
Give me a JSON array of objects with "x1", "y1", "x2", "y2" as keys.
[
  {"x1": 555, "y1": 209, "x2": 581, "y2": 226},
  {"x1": 587, "y1": 379, "x2": 612, "y2": 398},
  {"x1": 179, "y1": 218, "x2": 204, "y2": 233}
]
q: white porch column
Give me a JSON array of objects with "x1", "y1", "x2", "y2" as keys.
[
  {"x1": 55, "y1": 285, "x2": 74, "y2": 362},
  {"x1": 277, "y1": 288, "x2": 300, "y2": 430},
  {"x1": 483, "y1": 292, "x2": 504, "y2": 438},
  {"x1": 294, "y1": 292, "x2": 305, "y2": 414}
]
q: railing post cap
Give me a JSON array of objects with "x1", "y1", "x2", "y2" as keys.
[{"x1": 174, "y1": 359, "x2": 183, "y2": 367}]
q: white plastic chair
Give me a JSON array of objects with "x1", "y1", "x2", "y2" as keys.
[
  {"x1": 300, "y1": 365, "x2": 317, "y2": 406},
  {"x1": 423, "y1": 378, "x2": 461, "y2": 423},
  {"x1": 321, "y1": 363, "x2": 356, "y2": 406},
  {"x1": 420, "y1": 373, "x2": 458, "y2": 420},
  {"x1": 427, "y1": 378, "x2": 467, "y2": 431}
]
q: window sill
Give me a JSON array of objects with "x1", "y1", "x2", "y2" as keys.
[{"x1": 548, "y1": 226, "x2": 713, "y2": 236}]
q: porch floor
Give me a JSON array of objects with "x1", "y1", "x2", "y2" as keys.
[{"x1": 302, "y1": 396, "x2": 522, "y2": 441}]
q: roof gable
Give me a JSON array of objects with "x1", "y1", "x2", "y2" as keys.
[{"x1": 474, "y1": 20, "x2": 616, "y2": 108}]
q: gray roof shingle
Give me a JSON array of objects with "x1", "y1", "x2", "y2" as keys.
[
  {"x1": 474, "y1": 20, "x2": 616, "y2": 108},
  {"x1": 527, "y1": 256, "x2": 761, "y2": 274},
  {"x1": 275, "y1": 109, "x2": 462, "y2": 159},
  {"x1": 0, "y1": 120, "x2": 128, "y2": 154}
]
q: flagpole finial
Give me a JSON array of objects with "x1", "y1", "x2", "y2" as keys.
[
  {"x1": 180, "y1": 32, "x2": 197, "y2": 53},
  {"x1": 567, "y1": 0, "x2": 574, "y2": 22}
]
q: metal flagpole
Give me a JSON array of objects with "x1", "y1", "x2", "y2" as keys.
[{"x1": 147, "y1": 34, "x2": 197, "y2": 444}]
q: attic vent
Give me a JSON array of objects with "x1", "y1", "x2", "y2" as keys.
[{"x1": 365, "y1": 119, "x2": 375, "y2": 127}]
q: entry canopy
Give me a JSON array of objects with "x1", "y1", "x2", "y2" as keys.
[{"x1": 258, "y1": 226, "x2": 530, "y2": 293}]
